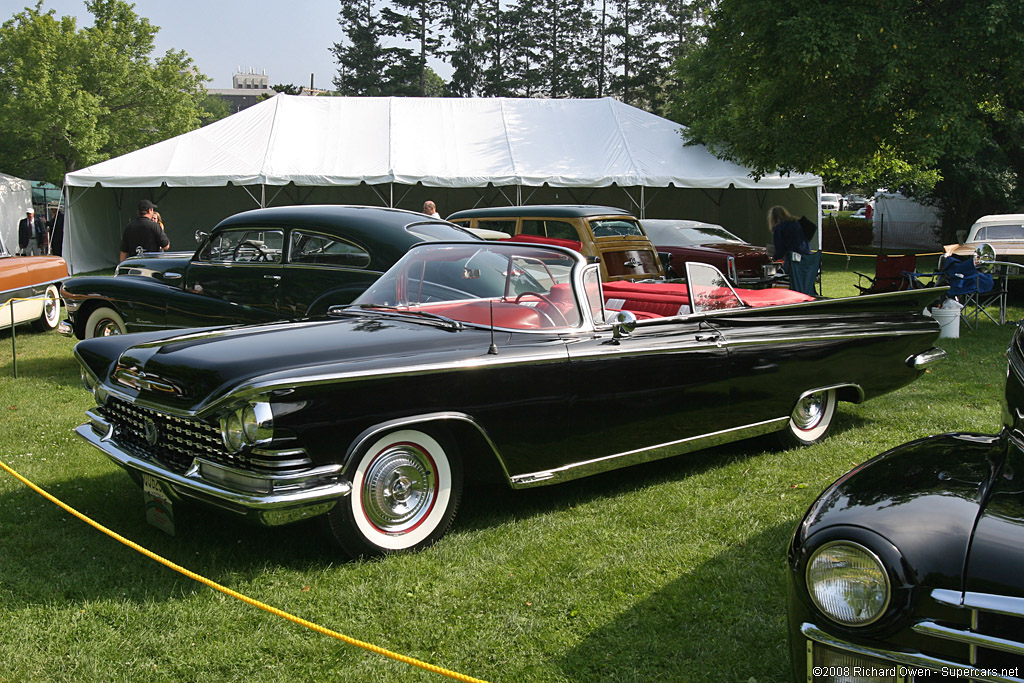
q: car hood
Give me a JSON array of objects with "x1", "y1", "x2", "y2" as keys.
[
  {"x1": 963, "y1": 434, "x2": 1024, "y2": 598},
  {"x1": 75, "y1": 315, "x2": 507, "y2": 415},
  {"x1": 797, "y1": 433, "x2": 1005, "y2": 592}
]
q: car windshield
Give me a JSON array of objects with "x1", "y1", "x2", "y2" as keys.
[
  {"x1": 643, "y1": 221, "x2": 743, "y2": 246},
  {"x1": 352, "y1": 243, "x2": 583, "y2": 330},
  {"x1": 972, "y1": 224, "x2": 1024, "y2": 241}
]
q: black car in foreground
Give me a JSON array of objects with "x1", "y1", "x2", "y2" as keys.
[
  {"x1": 74, "y1": 241, "x2": 944, "y2": 558},
  {"x1": 60, "y1": 205, "x2": 478, "y2": 338},
  {"x1": 788, "y1": 323, "x2": 1024, "y2": 682}
]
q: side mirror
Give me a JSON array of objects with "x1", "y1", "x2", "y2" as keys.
[
  {"x1": 195, "y1": 230, "x2": 209, "y2": 244},
  {"x1": 606, "y1": 310, "x2": 637, "y2": 340},
  {"x1": 974, "y1": 243, "x2": 996, "y2": 272}
]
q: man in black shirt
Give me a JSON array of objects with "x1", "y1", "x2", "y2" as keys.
[{"x1": 120, "y1": 199, "x2": 169, "y2": 262}]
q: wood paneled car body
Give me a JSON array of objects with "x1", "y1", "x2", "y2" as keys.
[
  {"x1": 59, "y1": 205, "x2": 478, "y2": 339},
  {"x1": 447, "y1": 204, "x2": 665, "y2": 281},
  {"x1": 788, "y1": 321, "x2": 1024, "y2": 682},
  {"x1": 0, "y1": 233, "x2": 66, "y2": 332},
  {"x1": 74, "y1": 241, "x2": 945, "y2": 558}
]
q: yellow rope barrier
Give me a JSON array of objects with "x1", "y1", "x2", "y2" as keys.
[{"x1": 0, "y1": 459, "x2": 490, "y2": 683}]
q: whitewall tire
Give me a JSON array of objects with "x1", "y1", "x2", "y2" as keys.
[{"x1": 320, "y1": 428, "x2": 463, "y2": 558}]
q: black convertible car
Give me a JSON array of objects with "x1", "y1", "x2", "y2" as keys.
[
  {"x1": 74, "y1": 241, "x2": 945, "y2": 558},
  {"x1": 60, "y1": 205, "x2": 478, "y2": 338},
  {"x1": 787, "y1": 322, "x2": 1024, "y2": 682}
]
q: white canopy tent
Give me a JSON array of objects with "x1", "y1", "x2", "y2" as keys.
[
  {"x1": 64, "y1": 95, "x2": 822, "y2": 273},
  {"x1": 0, "y1": 172, "x2": 33, "y2": 255}
]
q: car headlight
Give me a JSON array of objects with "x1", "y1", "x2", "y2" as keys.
[
  {"x1": 221, "y1": 401, "x2": 274, "y2": 453},
  {"x1": 806, "y1": 541, "x2": 890, "y2": 626},
  {"x1": 80, "y1": 370, "x2": 108, "y2": 406},
  {"x1": 241, "y1": 402, "x2": 273, "y2": 445},
  {"x1": 222, "y1": 412, "x2": 245, "y2": 453}
]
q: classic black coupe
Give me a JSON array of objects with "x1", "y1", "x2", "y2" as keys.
[
  {"x1": 787, "y1": 322, "x2": 1024, "y2": 682},
  {"x1": 59, "y1": 205, "x2": 478, "y2": 338},
  {"x1": 74, "y1": 241, "x2": 945, "y2": 558}
]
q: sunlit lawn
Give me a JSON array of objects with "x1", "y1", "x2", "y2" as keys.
[{"x1": 0, "y1": 262, "x2": 1015, "y2": 682}]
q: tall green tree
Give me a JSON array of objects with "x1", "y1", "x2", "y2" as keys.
[
  {"x1": 380, "y1": 0, "x2": 448, "y2": 96},
  {"x1": 0, "y1": 1, "x2": 209, "y2": 185},
  {"x1": 444, "y1": 0, "x2": 482, "y2": 96},
  {"x1": 606, "y1": 0, "x2": 665, "y2": 110},
  {"x1": 332, "y1": 0, "x2": 397, "y2": 94},
  {"x1": 527, "y1": 0, "x2": 599, "y2": 97},
  {"x1": 670, "y1": 0, "x2": 1024, "y2": 235}
]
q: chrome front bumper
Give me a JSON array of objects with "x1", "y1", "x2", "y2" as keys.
[{"x1": 76, "y1": 410, "x2": 352, "y2": 526}]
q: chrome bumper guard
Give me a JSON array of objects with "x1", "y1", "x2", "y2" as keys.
[
  {"x1": 908, "y1": 347, "x2": 947, "y2": 370},
  {"x1": 77, "y1": 410, "x2": 352, "y2": 527},
  {"x1": 58, "y1": 318, "x2": 74, "y2": 337}
]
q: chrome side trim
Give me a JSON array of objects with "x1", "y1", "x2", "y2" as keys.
[
  {"x1": 340, "y1": 411, "x2": 510, "y2": 480},
  {"x1": 801, "y1": 623, "x2": 1024, "y2": 683},
  {"x1": 75, "y1": 420, "x2": 351, "y2": 525},
  {"x1": 509, "y1": 416, "x2": 789, "y2": 488}
]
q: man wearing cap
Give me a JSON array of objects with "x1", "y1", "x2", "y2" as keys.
[
  {"x1": 120, "y1": 199, "x2": 169, "y2": 262},
  {"x1": 18, "y1": 207, "x2": 47, "y2": 256}
]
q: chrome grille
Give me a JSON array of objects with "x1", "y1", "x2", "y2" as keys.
[
  {"x1": 910, "y1": 589, "x2": 1024, "y2": 681},
  {"x1": 100, "y1": 398, "x2": 267, "y2": 475}
]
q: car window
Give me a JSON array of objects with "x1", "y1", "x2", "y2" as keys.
[
  {"x1": 685, "y1": 261, "x2": 743, "y2": 313},
  {"x1": 477, "y1": 219, "x2": 516, "y2": 237},
  {"x1": 522, "y1": 220, "x2": 581, "y2": 241},
  {"x1": 289, "y1": 230, "x2": 370, "y2": 268},
  {"x1": 197, "y1": 228, "x2": 284, "y2": 263},
  {"x1": 974, "y1": 224, "x2": 1024, "y2": 241},
  {"x1": 406, "y1": 222, "x2": 477, "y2": 241},
  {"x1": 589, "y1": 219, "x2": 644, "y2": 238}
]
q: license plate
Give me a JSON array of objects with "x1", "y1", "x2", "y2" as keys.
[{"x1": 142, "y1": 473, "x2": 175, "y2": 536}]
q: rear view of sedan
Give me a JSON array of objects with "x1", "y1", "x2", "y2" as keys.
[{"x1": 641, "y1": 219, "x2": 779, "y2": 288}]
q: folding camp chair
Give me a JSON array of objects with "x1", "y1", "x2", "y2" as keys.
[
  {"x1": 919, "y1": 254, "x2": 996, "y2": 330},
  {"x1": 854, "y1": 254, "x2": 918, "y2": 295}
]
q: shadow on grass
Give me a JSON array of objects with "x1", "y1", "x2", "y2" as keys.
[{"x1": 556, "y1": 520, "x2": 798, "y2": 682}]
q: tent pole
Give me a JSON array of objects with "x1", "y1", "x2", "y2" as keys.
[
  {"x1": 261, "y1": 185, "x2": 266, "y2": 208},
  {"x1": 640, "y1": 187, "x2": 645, "y2": 219}
]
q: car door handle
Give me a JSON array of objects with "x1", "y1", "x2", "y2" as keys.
[
  {"x1": 163, "y1": 272, "x2": 182, "y2": 281},
  {"x1": 695, "y1": 333, "x2": 719, "y2": 341},
  {"x1": 263, "y1": 275, "x2": 281, "y2": 281}
]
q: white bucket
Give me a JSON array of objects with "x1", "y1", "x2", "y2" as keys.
[{"x1": 930, "y1": 302, "x2": 962, "y2": 339}]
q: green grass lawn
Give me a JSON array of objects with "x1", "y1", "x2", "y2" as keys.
[{"x1": 0, "y1": 269, "x2": 1016, "y2": 682}]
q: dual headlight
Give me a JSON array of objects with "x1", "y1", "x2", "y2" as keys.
[
  {"x1": 806, "y1": 541, "x2": 891, "y2": 626},
  {"x1": 80, "y1": 370, "x2": 108, "y2": 406},
  {"x1": 220, "y1": 402, "x2": 274, "y2": 453}
]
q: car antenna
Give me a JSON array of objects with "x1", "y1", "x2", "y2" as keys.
[{"x1": 487, "y1": 300, "x2": 498, "y2": 355}]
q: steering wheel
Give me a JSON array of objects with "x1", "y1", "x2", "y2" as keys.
[
  {"x1": 514, "y1": 291, "x2": 570, "y2": 327},
  {"x1": 233, "y1": 240, "x2": 270, "y2": 262}
]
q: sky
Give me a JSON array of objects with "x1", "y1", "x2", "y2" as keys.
[{"x1": 13, "y1": 0, "x2": 349, "y2": 89}]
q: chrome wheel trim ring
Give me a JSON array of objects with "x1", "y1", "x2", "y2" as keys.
[{"x1": 43, "y1": 288, "x2": 59, "y2": 324}]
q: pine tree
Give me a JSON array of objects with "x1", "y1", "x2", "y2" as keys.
[{"x1": 332, "y1": 0, "x2": 395, "y2": 94}]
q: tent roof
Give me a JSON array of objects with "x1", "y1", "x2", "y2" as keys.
[{"x1": 65, "y1": 95, "x2": 820, "y2": 191}]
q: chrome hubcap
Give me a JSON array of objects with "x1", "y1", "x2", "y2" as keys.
[
  {"x1": 793, "y1": 392, "x2": 825, "y2": 430},
  {"x1": 44, "y1": 294, "x2": 58, "y2": 321},
  {"x1": 362, "y1": 445, "x2": 436, "y2": 533},
  {"x1": 97, "y1": 320, "x2": 122, "y2": 336}
]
